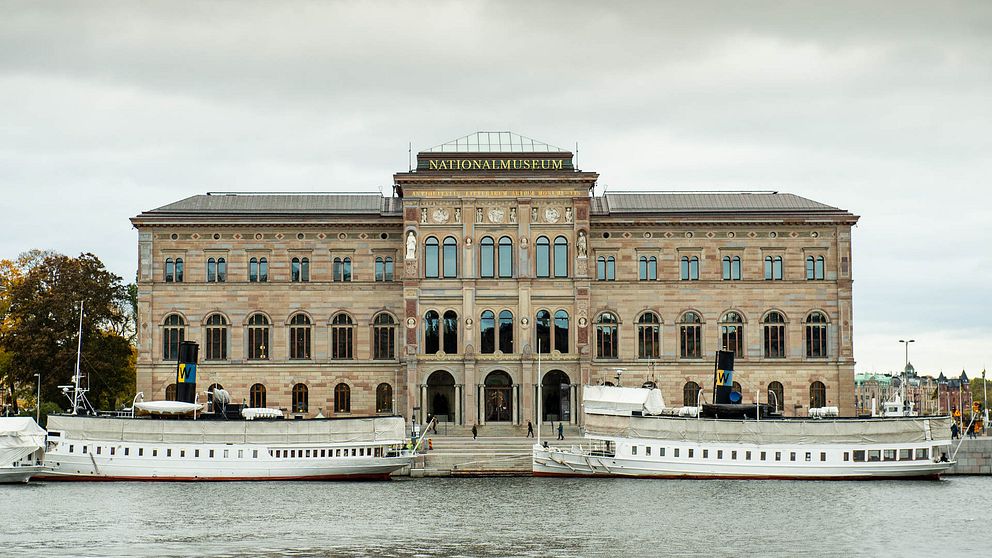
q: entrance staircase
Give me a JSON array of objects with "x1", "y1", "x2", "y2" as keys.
[{"x1": 409, "y1": 423, "x2": 583, "y2": 476}]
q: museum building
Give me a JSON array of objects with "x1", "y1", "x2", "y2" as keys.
[{"x1": 131, "y1": 132, "x2": 860, "y2": 424}]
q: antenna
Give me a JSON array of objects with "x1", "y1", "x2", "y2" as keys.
[
  {"x1": 408, "y1": 142, "x2": 412, "y2": 172},
  {"x1": 575, "y1": 141, "x2": 579, "y2": 170}
]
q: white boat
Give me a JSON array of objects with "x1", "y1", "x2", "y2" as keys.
[
  {"x1": 0, "y1": 417, "x2": 49, "y2": 483},
  {"x1": 39, "y1": 411, "x2": 415, "y2": 481},
  {"x1": 533, "y1": 385, "x2": 956, "y2": 480}
]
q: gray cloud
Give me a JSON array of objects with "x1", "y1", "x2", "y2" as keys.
[{"x1": 1, "y1": 0, "x2": 989, "y2": 375}]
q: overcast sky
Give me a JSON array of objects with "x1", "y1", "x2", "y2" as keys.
[{"x1": 1, "y1": 1, "x2": 989, "y2": 377}]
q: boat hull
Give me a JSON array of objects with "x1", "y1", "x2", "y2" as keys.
[
  {"x1": 0, "y1": 465, "x2": 49, "y2": 484},
  {"x1": 533, "y1": 446, "x2": 954, "y2": 481}
]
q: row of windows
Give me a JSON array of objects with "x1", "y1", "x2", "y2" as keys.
[
  {"x1": 163, "y1": 256, "x2": 395, "y2": 283},
  {"x1": 625, "y1": 445, "x2": 932, "y2": 463},
  {"x1": 163, "y1": 309, "x2": 830, "y2": 361},
  {"x1": 272, "y1": 447, "x2": 385, "y2": 459},
  {"x1": 165, "y1": 382, "x2": 395, "y2": 415},
  {"x1": 680, "y1": 380, "x2": 825, "y2": 409},
  {"x1": 63, "y1": 444, "x2": 395, "y2": 460},
  {"x1": 673, "y1": 255, "x2": 826, "y2": 282}
]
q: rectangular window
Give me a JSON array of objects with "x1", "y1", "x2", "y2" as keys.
[
  {"x1": 96, "y1": 447, "x2": 101, "y2": 455},
  {"x1": 805, "y1": 452, "x2": 811, "y2": 462},
  {"x1": 195, "y1": 449, "x2": 200, "y2": 458},
  {"x1": 152, "y1": 449, "x2": 157, "y2": 457},
  {"x1": 645, "y1": 447, "x2": 651, "y2": 456},
  {"x1": 760, "y1": 452, "x2": 766, "y2": 461},
  {"x1": 209, "y1": 449, "x2": 215, "y2": 458},
  {"x1": 843, "y1": 452, "x2": 849, "y2": 462},
  {"x1": 660, "y1": 448, "x2": 665, "y2": 457},
  {"x1": 868, "y1": 450, "x2": 880, "y2": 462},
  {"x1": 69, "y1": 445, "x2": 74, "y2": 453},
  {"x1": 702, "y1": 449, "x2": 708, "y2": 458},
  {"x1": 688, "y1": 449, "x2": 694, "y2": 458},
  {"x1": 109, "y1": 447, "x2": 115, "y2": 456},
  {"x1": 732, "y1": 451, "x2": 738, "y2": 460},
  {"x1": 820, "y1": 452, "x2": 827, "y2": 462},
  {"x1": 223, "y1": 449, "x2": 229, "y2": 458},
  {"x1": 853, "y1": 450, "x2": 866, "y2": 462},
  {"x1": 746, "y1": 451, "x2": 752, "y2": 461},
  {"x1": 138, "y1": 448, "x2": 143, "y2": 457},
  {"x1": 717, "y1": 450, "x2": 723, "y2": 459},
  {"x1": 883, "y1": 449, "x2": 897, "y2": 461},
  {"x1": 674, "y1": 448, "x2": 680, "y2": 458},
  {"x1": 899, "y1": 449, "x2": 912, "y2": 460},
  {"x1": 166, "y1": 449, "x2": 172, "y2": 457},
  {"x1": 915, "y1": 448, "x2": 928, "y2": 460},
  {"x1": 180, "y1": 450, "x2": 185, "y2": 458},
  {"x1": 790, "y1": 452, "x2": 796, "y2": 462},
  {"x1": 775, "y1": 451, "x2": 781, "y2": 461}
]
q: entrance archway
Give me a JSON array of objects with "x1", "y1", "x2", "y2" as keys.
[
  {"x1": 484, "y1": 370, "x2": 513, "y2": 422},
  {"x1": 426, "y1": 370, "x2": 455, "y2": 422},
  {"x1": 541, "y1": 370, "x2": 571, "y2": 422}
]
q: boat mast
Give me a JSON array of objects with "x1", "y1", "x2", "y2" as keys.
[
  {"x1": 73, "y1": 301, "x2": 84, "y2": 415},
  {"x1": 536, "y1": 339, "x2": 541, "y2": 446}
]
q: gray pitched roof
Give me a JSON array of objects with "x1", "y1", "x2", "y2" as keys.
[
  {"x1": 593, "y1": 192, "x2": 845, "y2": 214},
  {"x1": 146, "y1": 193, "x2": 401, "y2": 215}
]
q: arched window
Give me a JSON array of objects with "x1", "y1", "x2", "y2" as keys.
[
  {"x1": 292, "y1": 383, "x2": 308, "y2": 413},
  {"x1": 291, "y1": 257, "x2": 301, "y2": 282},
  {"x1": 720, "y1": 312, "x2": 744, "y2": 356},
  {"x1": 289, "y1": 314, "x2": 312, "y2": 359},
  {"x1": 499, "y1": 310, "x2": 514, "y2": 353},
  {"x1": 597, "y1": 256, "x2": 615, "y2": 281},
  {"x1": 300, "y1": 257, "x2": 310, "y2": 282},
  {"x1": 536, "y1": 310, "x2": 551, "y2": 353},
  {"x1": 165, "y1": 383, "x2": 177, "y2": 400},
  {"x1": 372, "y1": 313, "x2": 396, "y2": 360},
  {"x1": 805, "y1": 312, "x2": 828, "y2": 358},
  {"x1": 249, "y1": 383, "x2": 266, "y2": 408},
  {"x1": 163, "y1": 314, "x2": 185, "y2": 360},
  {"x1": 768, "y1": 381, "x2": 785, "y2": 413},
  {"x1": 331, "y1": 313, "x2": 354, "y2": 360},
  {"x1": 498, "y1": 236, "x2": 513, "y2": 278},
  {"x1": 806, "y1": 256, "x2": 825, "y2": 280},
  {"x1": 442, "y1": 310, "x2": 458, "y2": 354},
  {"x1": 207, "y1": 257, "x2": 217, "y2": 282},
  {"x1": 442, "y1": 236, "x2": 458, "y2": 278},
  {"x1": 174, "y1": 258, "x2": 184, "y2": 282},
  {"x1": 809, "y1": 381, "x2": 827, "y2": 409},
  {"x1": 216, "y1": 257, "x2": 227, "y2": 282},
  {"x1": 376, "y1": 383, "x2": 393, "y2": 413},
  {"x1": 480, "y1": 237, "x2": 495, "y2": 278},
  {"x1": 595, "y1": 312, "x2": 619, "y2": 359},
  {"x1": 425, "y1": 237, "x2": 440, "y2": 278},
  {"x1": 334, "y1": 383, "x2": 351, "y2": 413},
  {"x1": 291, "y1": 257, "x2": 310, "y2": 282},
  {"x1": 480, "y1": 310, "x2": 496, "y2": 354},
  {"x1": 763, "y1": 311, "x2": 786, "y2": 358},
  {"x1": 553, "y1": 236, "x2": 568, "y2": 278},
  {"x1": 683, "y1": 381, "x2": 700, "y2": 406},
  {"x1": 424, "y1": 310, "x2": 440, "y2": 354},
  {"x1": 205, "y1": 314, "x2": 228, "y2": 360},
  {"x1": 247, "y1": 314, "x2": 270, "y2": 360},
  {"x1": 333, "y1": 257, "x2": 352, "y2": 282},
  {"x1": 164, "y1": 258, "x2": 175, "y2": 282},
  {"x1": 764, "y1": 256, "x2": 783, "y2": 280},
  {"x1": 639, "y1": 256, "x2": 657, "y2": 281},
  {"x1": 249, "y1": 257, "x2": 259, "y2": 282},
  {"x1": 722, "y1": 256, "x2": 741, "y2": 280},
  {"x1": 535, "y1": 236, "x2": 550, "y2": 278},
  {"x1": 679, "y1": 312, "x2": 702, "y2": 359},
  {"x1": 258, "y1": 257, "x2": 268, "y2": 282},
  {"x1": 680, "y1": 256, "x2": 699, "y2": 280},
  {"x1": 375, "y1": 256, "x2": 395, "y2": 282},
  {"x1": 553, "y1": 310, "x2": 569, "y2": 354},
  {"x1": 637, "y1": 312, "x2": 660, "y2": 359}
]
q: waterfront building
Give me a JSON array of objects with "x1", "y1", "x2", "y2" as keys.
[
  {"x1": 935, "y1": 370, "x2": 973, "y2": 418},
  {"x1": 854, "y1": 363, "x2": 940, "y2": 416},
  {"x1": 131, "y1": 132, "x2": 860, "y2": 424}
]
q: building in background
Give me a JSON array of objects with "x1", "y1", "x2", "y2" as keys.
[
  {"x1": 131, "y1": 132, "x2": 860, "y2": 424},
  {"x1": 854, "y1": 363, "x2": 940, "y2": 416}
]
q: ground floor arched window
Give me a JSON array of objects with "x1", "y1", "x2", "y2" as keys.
[
  {"x1": 249, "y1": 383, "x2": 266, "y2": 408},
  {"x1": 810, "y1": 381, "x2": 827, "y2": 409},
  {"x1": 334, "y1": 383, "x2": 351, "y2": 413},
  {"x1": 541, "y1": 370, "x2": 571, "y2": 422},
  {"x1": 426, "y1": 370, "x2": 455, "y2": 421},
  {"x1": 165, "y1": 383, "x2": 177, "y2": 400},
  {"x1": 683, "y1": 381, "x2": 700, "y2": 406},
  {"x1": 484, "y1": 370, "x2": 513, "y2": 422},
  {"x1": 376, "y1": 383, "x2": 393, "y2": 414},
  {"x1": 768, "y1": 381, "x2": 785, "y2": 413},
  {"x1": 292, "y1": 383, "x2": 308, "y2": 413}
]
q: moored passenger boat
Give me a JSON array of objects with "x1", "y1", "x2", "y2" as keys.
[
  {"x1": 534, "y1": 351, "x2": 956, "y2": 480},
  {"x1": 0, "y1": 417, "x2": 49, "y2": 483}
]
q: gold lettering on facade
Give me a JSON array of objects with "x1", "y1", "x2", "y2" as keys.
[{"x1": 423, "y1": 158, "x2": 565, "y2": 171}]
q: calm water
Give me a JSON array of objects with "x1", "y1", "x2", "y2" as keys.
[{"x1": 2, "y1": 476, "x2": 988, "y2": 557}]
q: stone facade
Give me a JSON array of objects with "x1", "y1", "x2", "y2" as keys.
[{"x1": 131, "y1": 133, "x2": 860, "y2": 423}]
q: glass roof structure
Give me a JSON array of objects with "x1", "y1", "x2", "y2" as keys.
[{"x1": 423, "y1": 131, "x2": 566, "y2": 153}]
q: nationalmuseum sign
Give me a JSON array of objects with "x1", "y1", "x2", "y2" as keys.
[{"x1": 418, "y1": 157, "x2": 573, "y2": 172}]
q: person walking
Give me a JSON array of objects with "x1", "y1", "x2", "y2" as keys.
[
  {"x1": 527, "y1": 420, "x2": 534, "y2": 438},
  {"x1": 471, "y1": 424, "x2": 478, "y2": 440},
  {"x1": 951, "y1": 422, "x2": 959, "y2": 439},
  {"x1": 557, "y1": 422, "x2": 564, "y2": 441}
]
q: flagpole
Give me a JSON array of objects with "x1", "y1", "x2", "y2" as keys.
[{"x1": 537, "y1": 339, "x2": 542, "y2": 446}]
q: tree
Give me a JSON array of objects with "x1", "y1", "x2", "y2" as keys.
[{"x1": 0, "y1": 251, "x2": 135, "y2": 411}]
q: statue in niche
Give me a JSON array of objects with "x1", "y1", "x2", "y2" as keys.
[
  {"x1": 565, "y1": 207, "x2": 573, "y2": 223},
  {"x1": 531, "y1": 207, "x2": 539, "y2": 222},
  {"x1": 476, "y1": 207, "x2": 483, "y2": 223},
  {"x1": 454, "y1": 208, "x2": 461, "y2": 223},
  {"x1": 509, "y1": 207, "x2": 517, "y2": 223},
  {"x1": 406, "y1": 230, "x2": 417, "y2": 260},
  {"x1": 420, "y1": 208, "x2": 427, "y2": 224},
  {"x1": 577, "y1": 231, "x2": 588, "y2": 258}
]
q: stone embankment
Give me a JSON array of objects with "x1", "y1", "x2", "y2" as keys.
[
  {"x1": 406, "y1": 423, "x2": 581, "y2": 477},
  {"x1": 947, "y1": 437, "x2": 992, "y2": 475}
]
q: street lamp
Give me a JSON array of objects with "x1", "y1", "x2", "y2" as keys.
[
  {"x1": 33, "y1": 373, "x2": 40, "y2": 423},
  {"x1": 898, "y1": 339, "x2": 915, "y2": 371}
]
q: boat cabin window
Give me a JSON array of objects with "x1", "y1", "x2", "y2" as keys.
[
  {"x1": 194, "y1": 449, "x2": 199, "y2": 458},
  {"x1": 746, "y1": 451, "x2": 752, "y2": 461},
  {"x1": 716, "y1": 450, "x2": 723, "y2": 459},
  {"x1": 790, "y1": 452, "x2": 796, "y2": 462},
  {"x1": 660, "y1": 448, "x2": 665, "y2": 457},
  {"x1": 352, "y1": 449, "x2": 357, "y2": 457},
  {"x1": 899, "y1": 449, "x2": 912, "y2": 460},
  {"x1": 843, "y1": 452, "x2": 849, "y2": 461},
  {"x1": 96, "y1": 447, "x2": 102, "y2": 455},
  {"x1": 223, "y1": 449, "x2": 229, "y2": 458},
  {"x1": 69, "y1": 445, "x2": 74, "y2": 453},
  {"x1": 631, "y1": 446, "x2": 638, "y2": 456},
  {"x1": 110, "y1": 447, "x2": 115, "y2": 456},
  {"x1": 760, "y1": 451, "x2": 766, "y2": 461},
  {"x1": 152, "y1": 449, "x2": 158, "y2": 457},
  {"x1": 702, "y1": 449, "x2": 707, "y2": 458},
  {"x1": 674, "y1": 448, "x2": 680, "y2": 458},
  {"x1": 915, "y1": 448, "x2": 928, "y2": 460},
  {"x1": 853, "y1": 450, "x2": 865, "y2": 462},
  {"x1": 253, "y1": 450, "x2": 258, "y2": 458},
  {"x1": 868, "y1": 450, "x2": 880, "y2": 462},
  {"x1": 138, "y1": 448, "x2": 143, "y2": 457},
  {"x1": 238, "y1": 450, "x2": 244, "y2": 458},
  {"x1": 209, "y1": 449, "x2": 215, "y2": 458},
  {"x1": 732, "y1": 451, "x2": 738, "y2": 460},
  {"x1": 180, "y1": 450, "x2": 185, "y2": 458},
  {"x1": 688, "y1": 449, "x2": 694, "y2": 458},
  {"x1": 805, "y1": 452, "x2": 811, "y2": 462},
  {"x1": 820, "y1": 452, "x2": 826, "y2": 462},
  {"x1": 883, "y1": 450, "x2": 896, "y2": 461},
  {"x1": 83, "y1": 445, "x2": 88, "y2": 454},
  {"x1": 645, "y1": 447, "x2": 651, "y2": 456},
  {"x1": 166, "y1": 449, "x2": 172, "y2": 457},
  {"x1": 774, "y1": 451, "x2": 781, "y2": 461},
  {"x1": 124, "y1": 448, "x2": 129, "y2": 456}
]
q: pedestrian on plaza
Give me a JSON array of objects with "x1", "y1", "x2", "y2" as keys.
[
  {"x1": 527, "y1": 420, "x2": 534, "y2": 438},
  {"x1": 951, "y1": 422, "x2": 959, "y2": 439},
  {"x1": 471, "y1": 424, "x2": 478, "y2": 440},
  {"x1": 557, "y1": 422, "x2": 564, "y2": 441},
  {"x1": 968, "y1": 422, "x2": 978, "y2": 439}
]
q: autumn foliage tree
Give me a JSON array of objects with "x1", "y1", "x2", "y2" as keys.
[{"x1": 0, "y1": 251, "x2": 135, "y2": 414}]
